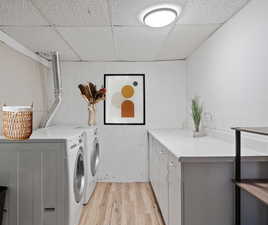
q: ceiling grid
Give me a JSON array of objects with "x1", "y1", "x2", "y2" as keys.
[
  {"x1": 106, "y1": 0, "x2": 118, "y2": 60},
  {"x1": 0, "y1": 0, "x2": 250, "y2": 61},
  {"x1": 29, "y1": 0, "x2": 83, "y2": 60}
]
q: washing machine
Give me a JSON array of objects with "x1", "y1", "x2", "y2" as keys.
[
  {"x1": 73, "y1": 126, "x2": 100, "y2": 205},
  {"x1": 31, "y1": 127, "x2": 86, "y2": 225},
  {"x1": 44, "y1": 125, "x2": 100, "y2": 205},
  {"x1": 66, "y1": 136, "x2": 85, "y2": 225}
]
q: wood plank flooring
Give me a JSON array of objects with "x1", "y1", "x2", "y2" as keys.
[{"x1": 79, "y1": 182, "x2": 165, "y2": 225}]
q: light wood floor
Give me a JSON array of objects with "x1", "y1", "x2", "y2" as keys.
[{"x1": 79, "y1": 182, "x2": 165, "y2": 225}]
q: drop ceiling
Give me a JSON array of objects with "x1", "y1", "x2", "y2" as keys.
[{"x1": 0, "y1": 0, "x2": 249, "y2": 61}]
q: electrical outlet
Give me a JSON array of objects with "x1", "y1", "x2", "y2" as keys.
[
  {"x1": 204, "y1": 112, "x2": 213, "y2": 122},
  {"x1": 203, "y1": 112, "x2": 217, "y2": 129}
]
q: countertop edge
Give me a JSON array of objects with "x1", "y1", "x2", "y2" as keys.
[
  {"x1": 0, "y1": 138, "x2": 66, "y2": 143},
  {"x1": 148, "y1": 129, "x2": 268, "y2": 162}
]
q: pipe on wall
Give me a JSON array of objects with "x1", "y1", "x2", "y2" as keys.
[{"x1": 40, "y1": 52, "x2": 62, "y2": 128}]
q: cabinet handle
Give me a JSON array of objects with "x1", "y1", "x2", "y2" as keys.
[{"x1": 44, "y1": 208, "x2": 55, "y2": 212}]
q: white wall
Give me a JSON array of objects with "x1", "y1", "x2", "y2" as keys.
[
  {"x1": 51, "y1": 61, "x2": 186, "y2": 181},
  {"x1": 0, "y1": 42, "x2": 49, "y2": 134},
  {"x1": 187, "y1": 0, "x2": 268, "y2": 133}
]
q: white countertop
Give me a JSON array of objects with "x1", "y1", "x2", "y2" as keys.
[
  {"x1": 148, "y1": 129, "x2": 268, "y2": 161},
  {"x1": 0, "y1": 126, "x2": 85, "y2": 142}
]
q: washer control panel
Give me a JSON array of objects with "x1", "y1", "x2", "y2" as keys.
[{"x1": 68, "y1": 133, "x2": 85, "y2": 151}]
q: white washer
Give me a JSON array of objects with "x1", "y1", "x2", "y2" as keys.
[
  {"x1": 32, "y1": 127, "x2": 86, "y2": 225},
  {"x1": 45, "y1": 125, "x2": 100, "y2": 205}
]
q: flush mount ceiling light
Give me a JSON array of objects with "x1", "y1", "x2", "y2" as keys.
[{"x1": 140, "y1": 4, "x2": 182, "y2": 28}]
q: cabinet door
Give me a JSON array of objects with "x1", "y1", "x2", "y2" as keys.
[
  {"x1": 0, "y1": 150, "x2": 18, "y2": 225},
  {"x1": 157, "y1": 144, "x2": 169, "y2": 225},
  {"x1": 43, "y1": 150, "x2": 58, "y2": 225},
  {"x1": 19, "y1": 151, "x2": 42, "y2": 225},
  {"x1": 43, "y1": 143, "x2": 66, "y2": 225},
  {"x1": 154, "y1": 141, "x2": 162, "y2": 202},
  {"x1": 168, "y1": 154, "x2": 182, "y2": 225},
  {"x1": 0, "y1": 143, "x2": 65, "y2": 225},
  {"x1": 148, "y1": 135, "x2": 154, "y2": 183},
  {"x1": 149, "y1": 137, "x2": 159, "y2": 197}
]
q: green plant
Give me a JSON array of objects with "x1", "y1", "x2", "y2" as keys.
[{"x1": 191, "y1": 96, "x2": 203, "y2": 132}]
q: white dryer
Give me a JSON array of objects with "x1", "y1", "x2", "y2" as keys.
[{"x1": 45, "y1": 125, "x2": 100, "y2": 205}]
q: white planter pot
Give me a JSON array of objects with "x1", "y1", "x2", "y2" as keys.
[{"x1": 193, "y1": 130, "x2": 206, "y2": 138}]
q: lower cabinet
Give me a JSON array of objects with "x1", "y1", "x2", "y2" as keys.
[
  {"x1": 0, "y1": 142, "x2": 66, "y2": 225},
  {"x1": 149, "y1": 135, "x2": 159, "y2": 198},
  {"x1": 149, "y1": 135, "x2": 181, "y2": 225},
  {"x1": 157, "y1": 144, "x2": 169, "y2": 224},
  {"x1": 168, "y1": 153, "x2": 181, "y2": 225},
  {"x1": 149, "y1": 133, "x2": 268, "y2": 225}
]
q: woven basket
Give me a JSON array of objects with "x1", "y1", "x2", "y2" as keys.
[{"x1": 2, "y1": 105, "x2": 33, "y2": 140}]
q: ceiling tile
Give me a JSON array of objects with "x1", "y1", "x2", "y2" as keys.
[
  {"x1": 32, "y1": 0, "x2": 110, "y2": 26},
  {"x1": 110, "y1": 0, "x2": 186, "y2": 26},
  {"x1": 1, "y1": 27, "x2": 78, "y2": 60},
  {"x1": 158, "y1": 24, "x2": 220, "y2": 59},
  {"x1": 57, "y1": 27, "x2": 116, "y2": 60},
  {"x1": 0, "y1": 0, "x2": 48, "y2": 25},
  {"x1": 114, "y1": 26, "x2": 171, "y2": 60},
  {"x1": 178, "y1": 0, "x2": 249, "y2": 24}
]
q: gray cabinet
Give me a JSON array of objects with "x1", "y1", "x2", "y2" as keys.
[
  {"x1": 0, "y1": 142, "x2": 66, "y2": 225},
  {"x1": 149, "y1": 135, "x2": 158, "y2": 196},
  {"x1": 149, "y1": 136, "x2": 169, "y2": 225},
  {"x1": 157, "y1": 144, "x2": 169, "y2": 224},
  {"x1": 148, "y1": 133, "x2": 268, "y2": 225},
  {"x1": 19, "y1": 151, "x2": 42, "y2": 225},
  {"x1": 168, "y1": 154, "x2": 181, "y2": 225},
  {"x1": 0, "y1": 151, "x2": 18, "y2": 225}
]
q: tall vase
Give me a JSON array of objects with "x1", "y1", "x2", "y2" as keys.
[
  {"x1": 88, "y1": 104, "x2": 96, "y2": 126},
  {"x1": 193, "y1": 127, "x2": 206, "y2": 138}
]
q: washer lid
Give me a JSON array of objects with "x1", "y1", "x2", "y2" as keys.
[{"x1": 32, "y1": 127, "x2": 83, "y2": 140}]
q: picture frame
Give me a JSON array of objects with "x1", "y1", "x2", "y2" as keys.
[{"x1": 104, "y1": 74, "x2": 145, "y2": 125}]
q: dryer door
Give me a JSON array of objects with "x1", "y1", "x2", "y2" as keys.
[
  {"x1": 91, "y1": 138, "x2": 100, "y2": 177},
  {"x1": 74, "y1": 147, "x2": 85, "y2": 203}
]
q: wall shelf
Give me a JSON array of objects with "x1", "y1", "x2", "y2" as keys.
[{"x1": 234, "y1": 179, "x2": 268, "y2": 205}]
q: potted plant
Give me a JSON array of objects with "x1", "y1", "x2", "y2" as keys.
[{"x1": 191, "y1": 96, "x2": 204, "y2": 137}]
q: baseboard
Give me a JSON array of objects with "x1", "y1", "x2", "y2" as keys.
[{"x1": 97, "y1": 177, "x2": 149, "y2": 183}]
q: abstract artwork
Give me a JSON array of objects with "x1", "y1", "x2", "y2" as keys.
[{"x1": 104, "y1": 74, "x2": 145, "y2": 125}]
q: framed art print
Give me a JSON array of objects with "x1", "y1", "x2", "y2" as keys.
[{"x1": 104, "y1": 74, "x2": 145, "y2": 125}]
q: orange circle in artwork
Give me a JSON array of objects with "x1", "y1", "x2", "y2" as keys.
[{"x1": 121, "y1": 85, "x2": 134, "y2": 98}]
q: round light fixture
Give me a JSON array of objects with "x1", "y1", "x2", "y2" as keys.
[{"x1": 140, "y1": 4, "x2": 181, "y2": 28}]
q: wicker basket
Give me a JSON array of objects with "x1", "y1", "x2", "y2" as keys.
[{"x1": 2, "y1": 105, "x2": 33, "y2": 140}]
